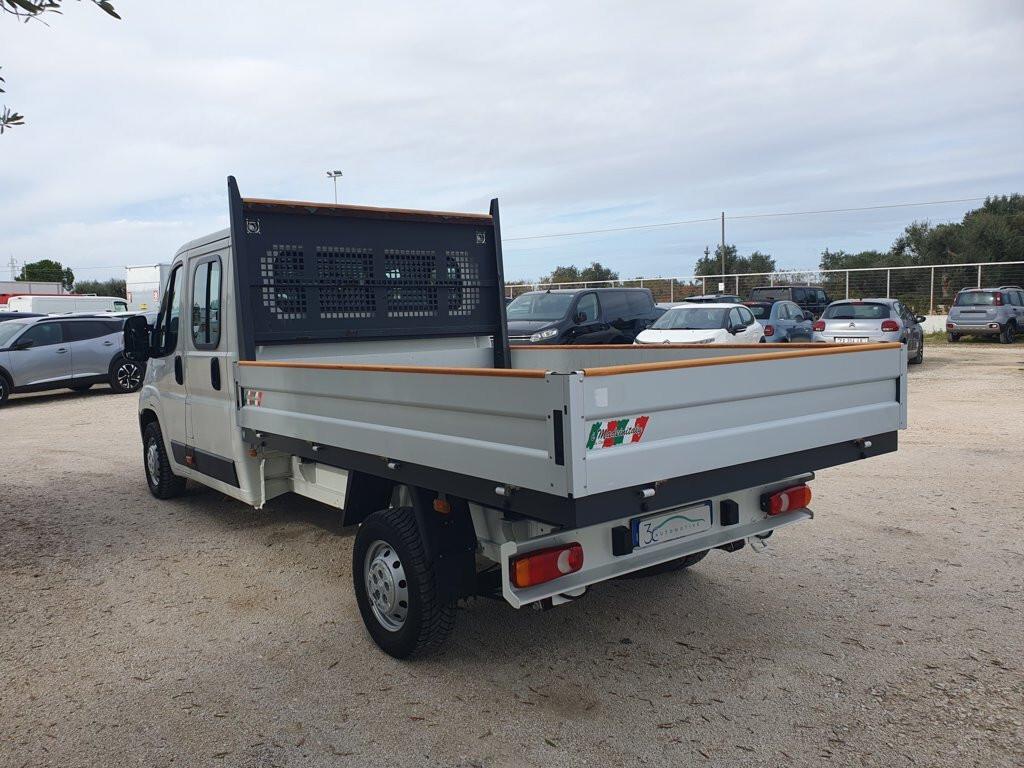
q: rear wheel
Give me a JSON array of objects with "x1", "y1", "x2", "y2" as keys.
[
  {"x1": 1000, "y1": 323, "x2": 1016, "y2": 344},
  {"x1": 143, "y1": 421, "x2": 186, "y2": 499},
  {"x1": 622, "y1": 549, "x2": 709, "y2": 578},
  {"x1": 948, "y1": 333, "x2": 960, "y2": 342},
  {"x1": 353, "y1": 507, "x2": 456, "y2": 658},
  {"x1": 110, "y1": 355, "x2": 144, "y2": 393}
]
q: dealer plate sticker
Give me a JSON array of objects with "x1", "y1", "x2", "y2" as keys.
[
  {"x1": 632, "y1": 502, "x2": 712, "y2": 549},
  {"x1": 586, "y1": 415, "x2": 650, "y2": 450}
]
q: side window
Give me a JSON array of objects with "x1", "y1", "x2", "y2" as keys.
[
  {"x1": 64, "y1": 321, "x2": 112, "y2": 342},
  {"x1": 738, "y1": 306, "x2": 754, "y2": 324},
  {"x1": 191, "y1": 258, "x2": 223, "y2": 349},
  {"x1": 776, "y1": 303, "x2": 789, "y2": 320},
  {"x1": 17, "y1": 322, "x2": 63, "y2": 348},
  {"x1": 816, "y1": 290, "x2": 828, "y2": 304},
  {"x1": 576, "y1": 293, "x2": 599, "y2": 323},
  {"x1": 626, "y1": 291, "x2": 654, "y2": 315},
  {"x1": 728, "y1": 307, "x2": 743, "y2": 327},
  {"x1": 1009, "y1": 290, "x2": 1022, "y2": 306},
  {"x1": 601, "y1": 291, "x2": 629, "y2": 319},
  {"x1": 153, "y1": 264, "x2": 183, "y2": 356},
  {"x1": 792, "y1": 288, "x2": 806, "y2": 302},
  {"x1": 114, "y1": 300, "x2": 128, "y2": 312}
]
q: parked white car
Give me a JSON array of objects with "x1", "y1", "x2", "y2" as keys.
[
  {"x1": 5, "y1": 295, "x2": 128, "y2": 314},
  {"x1": 634, "y1": 303, "x2": 765, "y2": 344}
]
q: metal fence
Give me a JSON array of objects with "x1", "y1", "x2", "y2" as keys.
[{"x1": 506, "y1": 260, "x2": 1024, "y2": 315}]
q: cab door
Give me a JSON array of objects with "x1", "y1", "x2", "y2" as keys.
[
  {"x1": 7, "y1": 321, "x2": 70, "y2": 387},
  {"x1": 183, "y1": 252, "x2": 238, "y2": 487},
  {"x1": 148, "y1": 262, "x2": 187, "y2": 453}
]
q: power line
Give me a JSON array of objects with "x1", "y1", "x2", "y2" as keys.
[{"x1": 504, "y1": 196, "x2": 990, "y2": 242}]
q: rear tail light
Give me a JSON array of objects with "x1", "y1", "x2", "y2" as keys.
[
  {"x1": 813, "y1": 320, "x2": 826, "y2": 332},
  {"x1": 510, "y1": 543, "x2": 584, "y2": 588},
  {"x1": 880, "y1": 319, "x2": 900, "y2": 332},
  {"x1": 763, "y1": 324, "x2": 775, "y2": 336},
  {"x1": 760, "y1": 484, "x2": 812, "y2": 515},
  {"x1": 994, "y1": 292, "x2": 1003, "y2": 306},
  {"x1": 946, "y1": 322, "x2": 955, "y2": 330}
]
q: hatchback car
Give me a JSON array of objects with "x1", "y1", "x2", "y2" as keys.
[
  {"x1": 812, "y1": 299, "x2": 925, "y2": 364},
  {"x1": 635, "y1": 303, "x2": 765, "y2": 344},
  {"x1": 946, "y1": 286, "x2": 1024, "y2": 343},
  {"x1": 743, "y1": 300, "x2": 814, "y2": 342},
  {"x1": 0, "y1": 315, "x2": 144, "y2": 405}
]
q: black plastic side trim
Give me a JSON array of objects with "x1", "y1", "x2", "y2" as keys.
[
  {"x1": 552, "y1": 409, "x2": 565, "y2": 466},
  {"x1": 171, "y1": 441, "x2": 239, "y2": 487},
  {"x1": 242, "y1": 429, "x2": 897, "y2": 529}
]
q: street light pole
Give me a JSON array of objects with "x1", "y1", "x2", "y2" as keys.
[{"x1": 326, "y1": 170, "x2": 343, "y2": 204}]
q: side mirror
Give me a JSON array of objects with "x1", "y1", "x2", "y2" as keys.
[
  {"x1": 727, "y1": 323, "x2": 742, "y2": 335},
  {"x1": 915, "y1": 315, "x2": 926, "y2": 324},
  {"x1": 123, "y1": 314, "x2": 152, "y2": 362},
  {"x1": 574, "y1": 311, "x2": 587, "y2": 324}
]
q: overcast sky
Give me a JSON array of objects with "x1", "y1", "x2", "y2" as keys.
[{"x1": 1, "y1": 0, "x2": 1022, "y2": 282}]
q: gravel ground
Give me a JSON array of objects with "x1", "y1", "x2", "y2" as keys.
[{"x1": 1, "y1": 343, "x2": 1022, "y2": 768}]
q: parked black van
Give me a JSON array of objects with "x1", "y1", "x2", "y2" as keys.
[
  {"x1": 747, "y1": 285, "x2": 831, "y2": 319},
  {"x1": 506, "y1": 288, "x2": 660, "y2": 344}
]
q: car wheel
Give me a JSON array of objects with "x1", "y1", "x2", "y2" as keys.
[
  {"x1": 621, "y1": 549, "x2": 709, "y2": 578},
  {"x1": 353, "y1": 506, "x2": 456, "y2": 659},
  {"x1": 910, "y1": 340, "x2": 924, "y2": 364},
  {"x1": 109, "y1": 355, "x2": 144, "y2": 393},
  {"x1": 142, "y1": 420, "x2": 186, "y2": 499},
  {"x1": 0, "y1": 374, "x2": 10, "y2": 406},
  {"x1": 1000, "y1": 323, "x2": 1016, "y2": 344},
  {"x1": 948, "y1": 333, "x2": 960, "y2": 342},
  {"x1": 758, "y1": 337, "x2": 766, "y2": 343}
]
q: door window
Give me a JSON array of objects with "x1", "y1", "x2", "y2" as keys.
[
  {"x1": 64, "y1": 320, "x2": 113, "y2": 342},
  {"x1": 191, "y1": 259, "x2": 222, "y2": 349},
  {"x1": 737, "y1": 306, "x2": 754, "y2": 324},
  {"x1": 17, "y1": 322, "x2": 63, "y2": 348},
  {"x1": 728, "y1": 308, "x2": 743, "y2": 326},
  {"x1": 576, "y1": 293, "x2": 599, "y2": 322},
  {"x1": 153, "y1": 264, "x2": 183, "y2": 357}
]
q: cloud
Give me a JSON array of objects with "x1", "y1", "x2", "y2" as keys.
[{"x1": 1, "y1": 0, "x2": 1021, "y2": 281}]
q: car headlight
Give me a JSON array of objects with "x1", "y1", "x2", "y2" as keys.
[{"x1": 529, "y1": 328, "x2": 559, "y2": 343}]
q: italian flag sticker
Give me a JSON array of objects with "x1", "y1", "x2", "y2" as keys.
[{"x1": 586, "y1": 415, "x2": 650, "y2": 450}]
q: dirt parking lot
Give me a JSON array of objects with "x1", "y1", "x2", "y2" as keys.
[{"x1": 1, "y1": 343, "x2": 1022, "y2": 768}]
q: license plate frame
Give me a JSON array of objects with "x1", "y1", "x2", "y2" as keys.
[
  {"x1": 631, "y1": 501, "x2": 713, "y2": 549},
  {"x1": 834, "y1": 336, "x2": 869, "y2": 343}
]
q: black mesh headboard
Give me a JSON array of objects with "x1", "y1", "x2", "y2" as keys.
[{"x1": 227, "y1": 177, "x2": 510, "y2": 366}]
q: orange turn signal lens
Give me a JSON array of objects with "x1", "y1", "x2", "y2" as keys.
[
  {"x1": 510, "y1": 543, "x2": 584, "y2": 588},
  {"x1": 760, "y1": 484, "x2": 812, "y2": 516}
]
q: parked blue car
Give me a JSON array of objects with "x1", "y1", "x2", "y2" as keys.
[{"x1": 742, "y1": 300, "x2": 814, "y2": 342}]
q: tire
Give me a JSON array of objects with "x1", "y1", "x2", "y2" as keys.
[
  {"x1": 622, "y1": 549, "x2": 709, "y2": 578},
  {"x1": 110, "y1": 355, "x2": 145, "y2": 393},
  {"x1": 353, "y1": 507, "x2": 456, "y2": 659},
  {"x1": 143, "y1": 421, "x2": 186, "y2": 499},
  {"x1": 910, "y1": 340, "x2": 924, "y2": 365},
  {"x1": 948, "y1": 333, "x2": 960, "y2": 343},
  {"x1": 758, "y1": 337, "x2": 766, "y2": 343},
  {"x1": 69, "y1": 383, "x2": 93, "y2": 392},
  {"x1": 0, "y1": 373, "x2": 10, "y2": 407},
  {"x1": 999, "y1": 323, "x2": 1016, "y2": 344}
]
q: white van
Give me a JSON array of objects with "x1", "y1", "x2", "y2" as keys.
[{"x1": 5, "y1": 295, "x2": 128, "y2": 314}]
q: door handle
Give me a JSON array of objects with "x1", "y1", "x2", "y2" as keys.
[
  {"x1": 103, "y1": 340, "x2": 114, "y2": 346},
  {"x1": 56, "y1": 347, "x2": 68, "y2": 354},
  {"x1": 174, "y1": 355, "x2": 183, "y2": 385},
  {"x1": 210, "y1": 357, "x2": 221, "y2": 391}
]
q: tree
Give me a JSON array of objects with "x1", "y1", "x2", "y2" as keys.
[
  {"x1": 74, "y1": 278, "x2": 125, "y2": 298},
  {"x1": 693, "y1": 245, "x2": 776, "y2": 276},
  {"x1": 540, "y1": 261, "x2": 619, "y2": 285},
  {"x1": 17, "y1": 259, "x2": 74, "y2": 289},
  {"x1": 1, "y1": 1, "x2": 120, "y2": 134}
]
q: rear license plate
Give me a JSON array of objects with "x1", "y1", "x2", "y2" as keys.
[
  {"x1": 632, "y1": 502, "x2": 713, "y2": 549},
  {"x1": 834, "y1": 336, "x2": 869, "y2": 343}
]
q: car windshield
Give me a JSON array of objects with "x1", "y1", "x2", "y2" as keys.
[
  {"x1": 0, "y1": 321, "x2": 29, "y2": 347},
  {"x1": 505, "y1": 292, "x2": 574, "y2": 321},
  {"x1": 744, "y1": 303, "x2": 770, "y2": 319},
  {"x1": 954, "y1": 291, "x2": 997, "y2": 307},
  {"x1": 822, "y1": 303, "x2": 889, "y2": 320},
  {"x1": 651, "y1": 307, "x2": 728, "y2": 330}
]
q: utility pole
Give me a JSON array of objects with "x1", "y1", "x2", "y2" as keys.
[
  {"x1": 326, "y1": 170, "x2": 343, "y2": 203},
  {"x1": 720, "y1": 211, "x2": 726, "y2": 276},
  {"x1": 8, "y1": 255, "x2": 17, "y2": 281}
]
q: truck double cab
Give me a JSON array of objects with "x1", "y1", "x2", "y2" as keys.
[{"x1": 123, "y1": 178, "x2": 908, "y2": 658}]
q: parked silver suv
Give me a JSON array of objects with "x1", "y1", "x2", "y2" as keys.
[
  {"x1": 0, "y1": 315, "x2": 144, "y2": 406},
  {"x1": 946, "y1": 286, "x2": 1024, "y2": 343}
]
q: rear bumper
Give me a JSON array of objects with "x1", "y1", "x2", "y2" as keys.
[
  {"x1": 499, "y1": 478, "x2": 814, "y2": 608},
  {"x1": 946, "y1": 321, "x2": 1001, "y2": 335}
]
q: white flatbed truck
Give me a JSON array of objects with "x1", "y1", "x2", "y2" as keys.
[{"x1": 123, "y1": 177, "x2": 908, "y2": 658}]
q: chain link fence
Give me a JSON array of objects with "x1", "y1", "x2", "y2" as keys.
[{"x1": 507, "y1": 261, "x2": 1024, "y2": 315}]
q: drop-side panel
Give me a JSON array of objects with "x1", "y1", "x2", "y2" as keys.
[
  {"x1": 235, "y1": 364, "x2": 570, "y2": 495},
  {"x1": 574, "y1": 346, "x2": 904, "y2": 497}
]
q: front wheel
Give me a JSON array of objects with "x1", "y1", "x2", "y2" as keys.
[
  {"x1": 0, "y1": 375, "x2": 10, "y2": 407},
  {"x1": 910, "y1": 339, "x2": 924, "y2": 364},
  {"x1": 143, "y1": 421, "x2": 186, "y2": 499},
  {"x1": 110, "y1": 355, "x2": 145, "y2": 393},
  {"x1": 353, "y1": 507, "x2": 456, "y2": 659}
]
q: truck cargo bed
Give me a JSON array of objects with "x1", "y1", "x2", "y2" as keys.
[{"x1": 236, "y1": 341, "x2": 905, "y2": 527}]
